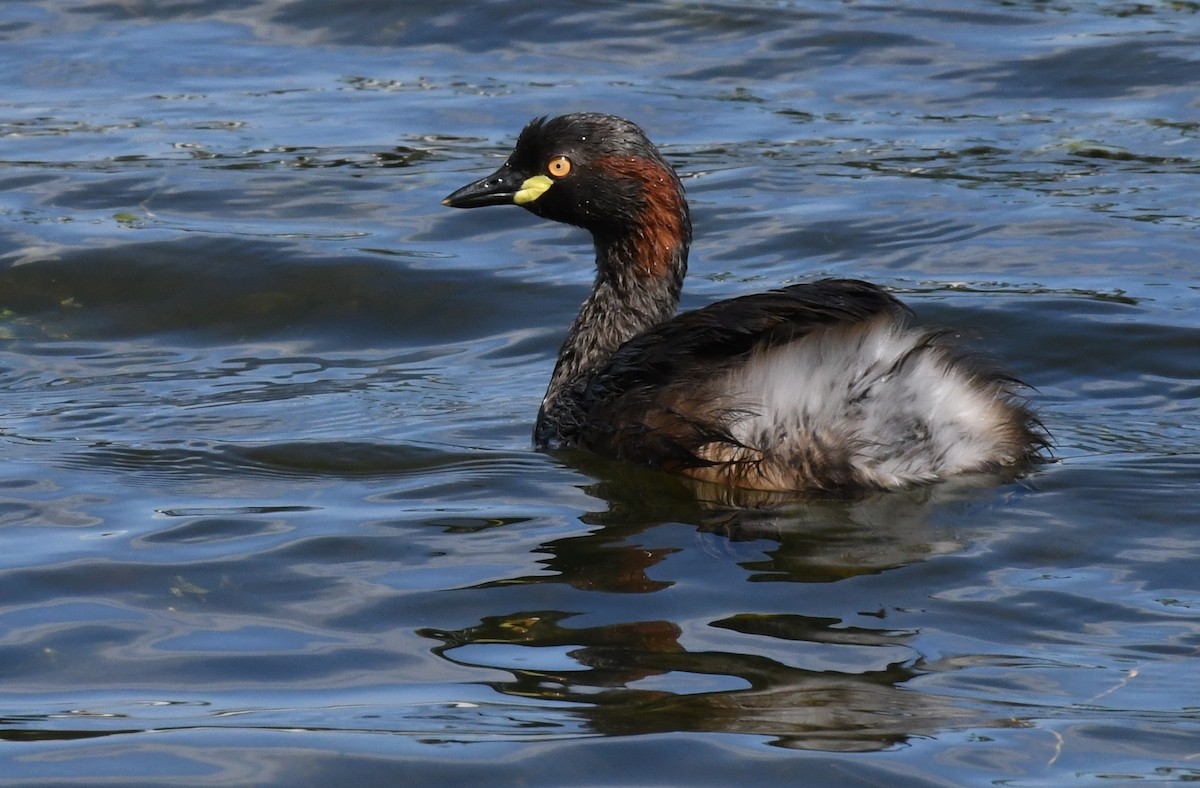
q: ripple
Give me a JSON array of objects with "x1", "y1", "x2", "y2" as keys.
[{"x1": 2, "y1": 0, "x2": 1199, "y2": 784}]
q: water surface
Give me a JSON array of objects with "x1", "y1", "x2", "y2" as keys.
[{"x1": 2, "y1": 1, "x2": 1199, "y2": 784}]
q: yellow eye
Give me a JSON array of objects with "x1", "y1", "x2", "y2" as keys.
[{"x1": 546, "y1": 156, "x2": 572, "y2": 179}]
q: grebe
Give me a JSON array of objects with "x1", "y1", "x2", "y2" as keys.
[{"x1": 443, "y1": 113, "x2": 1043, "y2": 492}]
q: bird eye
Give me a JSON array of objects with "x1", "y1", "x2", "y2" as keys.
[{"x1": 546, "y1": 156, "x2": 572, "y2": 179}]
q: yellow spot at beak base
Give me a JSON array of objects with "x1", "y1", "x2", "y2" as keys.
[{"x1": 514, "y1": 175, "x2": 554, "y2": 205}]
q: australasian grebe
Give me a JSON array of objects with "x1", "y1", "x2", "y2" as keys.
[{"x1": 443, "y1": 112, "x2": 1044, "y2": 492}]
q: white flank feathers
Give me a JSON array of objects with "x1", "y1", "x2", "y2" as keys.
[{"x1": 720, "y1": 316, "x2": 1020, "y2": 488}]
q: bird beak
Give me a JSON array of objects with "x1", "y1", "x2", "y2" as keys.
[{"x1": 442, "y1": 163, "x2": 553, "y2": 209}]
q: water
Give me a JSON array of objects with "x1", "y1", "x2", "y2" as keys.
[{"x1": 2, "y1": 1, "x2": 1198, "y2": 784}]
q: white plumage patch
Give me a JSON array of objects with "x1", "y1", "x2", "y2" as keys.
[{"x1": 714, "y1": 315, "x2": 1023, "y2": 489}]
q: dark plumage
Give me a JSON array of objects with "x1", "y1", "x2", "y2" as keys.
[{"x1": 444, "y1": 113, "x2": 1045, "y2": 492}]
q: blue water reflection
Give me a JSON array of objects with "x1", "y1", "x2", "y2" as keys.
[{"x1": 2, "y1": 0, "x2": 1199, "y2": 784}]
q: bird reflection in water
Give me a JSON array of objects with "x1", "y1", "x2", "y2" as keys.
[{"x1": 419, "y1": 458, "x2": 1032, "y2": 750}]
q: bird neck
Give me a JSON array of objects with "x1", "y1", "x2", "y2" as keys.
[{"x1": 536, "y1": 226, "x2": 690, "y2": 445}]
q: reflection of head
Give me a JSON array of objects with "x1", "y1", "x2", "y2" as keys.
[{"x1": 418, "y1": 605, "x2": 991, "y2": 751}]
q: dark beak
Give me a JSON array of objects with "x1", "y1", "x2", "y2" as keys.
[{"x1": 442, "y1": 163, "x2": 525, "y2": 209}]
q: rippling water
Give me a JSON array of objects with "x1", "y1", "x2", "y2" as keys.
[{"x1": 2, "y1": 1, "x2": 1198, "y2": 784}]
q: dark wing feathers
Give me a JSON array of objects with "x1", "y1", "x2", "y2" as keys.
[
  {"x1": 595, "y1": 278, "x2": 904, "y2": 390},
  {"x1": 573, "y1": 279, "x2": 905, "y2": 467}
]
